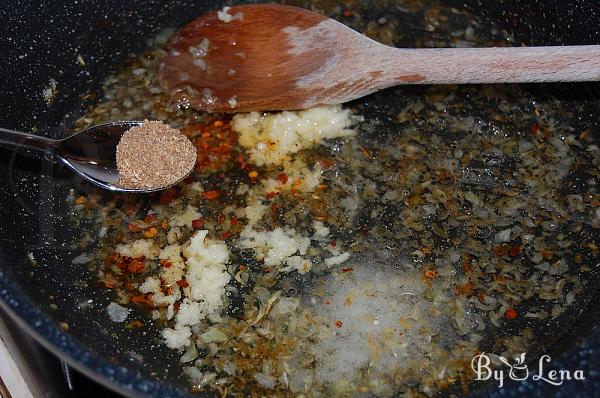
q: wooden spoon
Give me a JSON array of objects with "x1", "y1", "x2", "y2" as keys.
[{"x1": 157, "y1": 3, "x2": 600, "y2": 113}]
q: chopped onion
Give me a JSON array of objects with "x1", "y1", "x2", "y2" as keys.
[
  {"x1": 180, "y1": 344, "x2": 199, "y2": 363},
  {"x1": 200, "y1": 327, "x2": 228, "y2": 343}
]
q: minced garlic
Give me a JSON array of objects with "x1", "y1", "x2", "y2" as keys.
[
  {"x1": 161, "y1": 230, "x2": 230, "y2": 349},
  {"x1": 232, "y1": 105, "x2": 358, "y2": 165},
  {"x1": 238, "y1": 226, "x2": 311, "y2": 268}
]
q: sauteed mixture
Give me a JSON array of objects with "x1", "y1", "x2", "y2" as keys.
[{"x1": 68, "y1": 1, "x2": 600, "y2": 396}]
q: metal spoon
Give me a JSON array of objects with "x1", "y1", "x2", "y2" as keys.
[{"x1": 0, "y1": 121, "x2": 188, "y2": 193}]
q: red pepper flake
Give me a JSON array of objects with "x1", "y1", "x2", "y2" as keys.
[
  {"x1": 505, "y1": 308, "x2": 518, "y2": 320},
  {"x1": 230, "y1": 217, "x2": 238, "y2": 226},
  {"x1": 422, "y1": 268, "x2": 438, "y2": 287},
  {"x1": 130, "y1": 295, "x2": 149, "y2": 304},
  {"x1": 329, "y1": 240, "x2": 337, "y2": 247},
  {"x1": 161, "y1": 218, "x2": 169, "y2": 230},
  {"x1": 530, "y1": 123, "x2": 540, "y2": 134},
  {"x1": 127, "y1": 259, "x2": 144, "y2": 274},
  {"x1": 176, "y1": 279, "x2": 189, "y2": 288},
  {"x1": 343, "y1": 9, "x2": 353, "y2": 17},
  {"x1": 124, "y1": 204, "x2": 136, "y2": 216},
  {"x1": 424, "y1": 269, "x2": 438, "y2": 279},
  {"x1": 509, "y1": 245, "x2": 523, "y2": 256},
  {"x1": 477, "y1": 292, "x2": 487, "y2": 303},
  {"x1": 143, "y1": 214, "x2": 158, "y2": 224},
  {"x1": 103, "y1": 280, "x2": 115, "y2": 289},
  {"x1": 160, "y1": 259, "x2": 173, "y2": 268},
  {"x1": 319, "y1": 159, "x2": 335, "y2": 169},
  {"x1": 341, "y1": 267, "x2": 353, "y2": 273},
  {"x1": 494, "y1": 245, "x2": 510, "y2": 257},
  {"x1": 335, "y1": 320, "x2": 343, "y2": 328},
  {"x1": 160, "y1": 189, "x2": 177, "y2": 205},
  {"x1": 266, "y1": 191, "x2": 279, "y2": 199},
  {"x1": 277, "y1": 173, "x2": 288, "y2": 184},
  {"x1": 239, "y1": 264, "x2": 248, "y2": 271},
  {"x1": 128, "y1": 223, "x2": 141, "y2": 233},
  {"x1": 191, "y1": 218, "x2": 204, "y2": 229},
  {"x1": 220, "y1": 231, "x2": 231, "y2": 240},
  {"x1": 203, "y1": 190, "x2": 220, "y2": 200},
  {"x1": 237, "y1": 155, "x2": 247, "y2": 170}
]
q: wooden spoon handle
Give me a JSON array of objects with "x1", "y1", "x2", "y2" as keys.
[{"x1": 384, "y1": 45, "x2": 600, "y2": 85}]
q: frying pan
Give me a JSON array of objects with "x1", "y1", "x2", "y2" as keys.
[{"x1": 0, "y1": 0, "x2": 599, "y2": 397}]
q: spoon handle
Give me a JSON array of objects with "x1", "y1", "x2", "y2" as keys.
[
  {"x1": 0, "y1": 127, "x2": 59, "y2": 153},
  {"x1": 384, "y1": 45, "x2": 600, "y2": 85}
]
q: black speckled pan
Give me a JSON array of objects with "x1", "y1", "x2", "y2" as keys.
[{"x1": 0, "y1": 1, "x2": 599, "y2": 397}]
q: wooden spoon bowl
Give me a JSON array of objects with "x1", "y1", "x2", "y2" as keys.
[{"x1": 157, "y1": 4, "x2": 600, "y2": 113}]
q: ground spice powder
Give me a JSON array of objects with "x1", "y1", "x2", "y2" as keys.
[{"x1": 116, "y1": 120, "x2": 196, "y2": 189}]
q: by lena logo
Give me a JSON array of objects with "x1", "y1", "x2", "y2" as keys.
[{"x1": 471, "y1": 352, "x2": 585, "y2": 388}]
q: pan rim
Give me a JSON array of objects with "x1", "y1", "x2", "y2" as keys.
[
  {"x1": 1, "y1": 263, "x2": 600, "y2": 397},
  {"x1": 0, "y1": 268, "x2": 198, "y2": 398}
]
